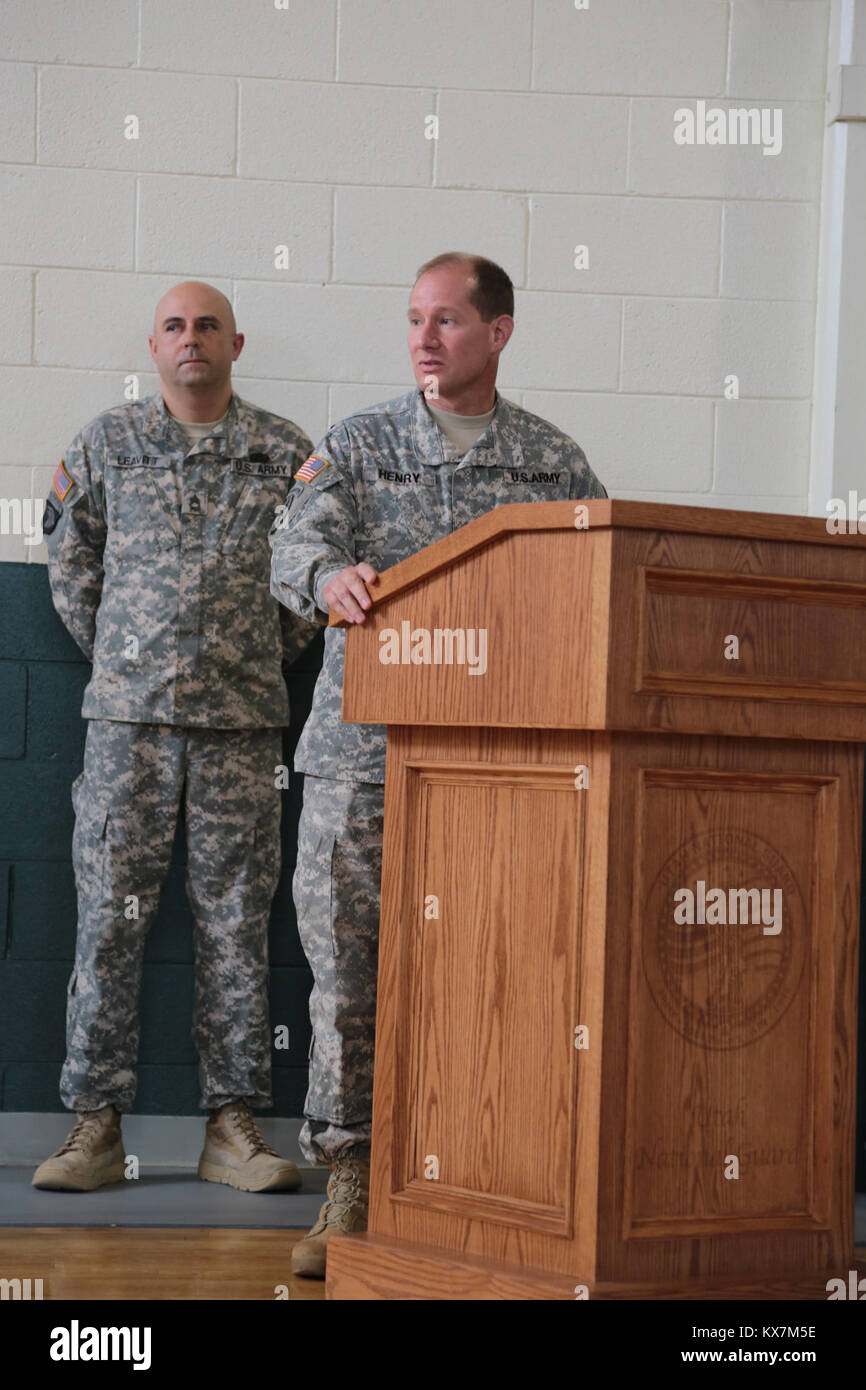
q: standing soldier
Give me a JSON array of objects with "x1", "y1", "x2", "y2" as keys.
[
  {"x1": 269, "y1": 252, "x2": 607, "y2": 1275},
  {"x1": 33, "y1": 281, "x2": 318, "y2": 1194}
]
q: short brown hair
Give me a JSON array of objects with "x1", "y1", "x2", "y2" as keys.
[{"x1": 414, "y1": 252, "x2": 514, "y2": 321}]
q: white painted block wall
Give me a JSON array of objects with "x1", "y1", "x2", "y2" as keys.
[{"x1": 0, "y1": 0, "x2": 832, "y2": 563}]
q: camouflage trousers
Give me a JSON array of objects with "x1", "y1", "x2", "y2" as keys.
[
  {"x1": 294, "y1": 775, "x2": 385, "y2": 1164},
  {"x1": 60, "y1": 719, "x2": 282, "y2": 1113}
]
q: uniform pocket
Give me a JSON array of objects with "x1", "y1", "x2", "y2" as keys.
[
  {"x1": 358, "y1": 458, "x2": 439, "y2": 561},
  {"x1": 293, "y1": 827, "x2": 336, "y2": 964},
  {"x1": 71, "y1": 802, "x2": 110, "y2": 905},
  {"x1": 325, "y1": 834, "x2": 340, "y2": 957},
  {"x1": 77, "y1": 803, "x2": 109, "y2": 840},
  {"x1": 222, "y1": 475, "x2": 290, "y2": 560},
  {"x1": 328, "y1": 835, "x2": 381, "y2": 960},
  {"x1": 251, "y1": 801, "x2": 282, "y2": 916},
  {"x1": 273, "y1": 471, "x2": 345, "y2": 541},
  {"x1": 105, "y1": 459, "x2": 180, "y2": 545},
  {"x1": 460, "y1": 466, "x2": 573, "y2": 511}
]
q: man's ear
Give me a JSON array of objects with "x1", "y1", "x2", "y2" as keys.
[
  {"x1": 232, "y1": 332, "x2": 245, "y2": 362},
  {"x1": 491, "y1": 315, "x2": 514, "y2": 355}
]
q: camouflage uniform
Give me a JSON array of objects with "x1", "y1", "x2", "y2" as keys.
[
  {"x1": 63, "y1": 720, "x2": 282, "y2": 1112},
  {"x1": 269, "y1": 387, "x2": 606, "y2": 1161},
  {"x1": 45, "y1": 390, "x2": 317, "y2": 1112}
]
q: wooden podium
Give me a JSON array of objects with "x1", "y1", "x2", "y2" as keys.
[{"x1": 325, "y1": 500, "x2": 864, "y2": 1300}]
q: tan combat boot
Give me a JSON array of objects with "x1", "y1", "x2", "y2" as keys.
[
  {"x1": 198, "y1": 1099, "x2": 302, "y2": 1192},
  {"x1": 32, "y1": 1105, "x2": 125, "y2": 1191},
  {"x1": 290, "y1": 1148, "x2": 370, "y2": 1279}
]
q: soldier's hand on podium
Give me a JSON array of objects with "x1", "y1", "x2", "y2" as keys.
[{"x1": 324, "y1": 562, "x2": 379, "y2": 624}]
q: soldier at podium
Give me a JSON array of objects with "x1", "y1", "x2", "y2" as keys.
[{"x1": 269, "y1": 251, "x2": 607, "y2": 1277}]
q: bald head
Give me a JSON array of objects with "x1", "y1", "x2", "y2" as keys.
[
  {"x1": 153, "y1": 281, "x2": 236, "y2": 336},
  {"x1": 148, "y1": 281, "x2": 244, "y2": 420}
]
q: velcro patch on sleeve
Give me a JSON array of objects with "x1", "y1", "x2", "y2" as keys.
[
  {"x1": 42, "y1": 497, "x2": 63, "y2": 535},
  {"x1": 53, "y1": 459, "x2": 74, "y2": 501},
  {"x1": 294, "y1": 454, "x2": 330, "y2": 483}
]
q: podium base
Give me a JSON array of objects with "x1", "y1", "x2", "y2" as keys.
[{"x1": 325, "y1": 1232, "x2": 864, "y2": 1301}]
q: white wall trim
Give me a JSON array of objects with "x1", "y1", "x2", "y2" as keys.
[{"x1": 810, "y1": 0, "x2": 866, "y2": 515}]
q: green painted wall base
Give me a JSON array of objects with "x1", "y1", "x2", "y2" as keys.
[{"x1": 0, "y1": 563, "x2": 323, "y2": 1117}]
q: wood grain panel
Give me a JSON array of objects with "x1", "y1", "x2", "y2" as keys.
[
  {"x1": 624, "y1": 766, "x2": 833, "y2": 1237},
  {"x1": 390, "y1": 762, "x2": 580, "y2": 1233},
  {"x1": 368, "y1": 726, "x2": 609, "y2": 1279},
  {"x1": 327, "y1": 1232, "x2": 866, "y2": 1301},
  {"x1": 610, "y1": 530, "x2": 866, "y2": 740},
  {"x1": 340, "y1": 528, "x2": 611, "y2": 729},
  {"x1": 598, "y1": 734, "x2": 860, "y2": 1285},
  {"x1": 638, "y1": 566, "x2": 866, "y2": 702}
]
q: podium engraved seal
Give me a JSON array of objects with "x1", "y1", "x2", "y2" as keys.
[{"x1": 642, "y1": 829, "x2": 807, "y2": 1050}]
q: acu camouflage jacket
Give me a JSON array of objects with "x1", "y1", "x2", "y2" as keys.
[
  {"x1": 45, "y1": 391, "x2": 318, "y2": 728},
  {"x1": 269, "y1": 387, "x2": 607, "y2": 783}
]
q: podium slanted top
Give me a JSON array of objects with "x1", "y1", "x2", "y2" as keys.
[{"x1": 333, "y1": 500, "x2": 866, "y2": 741}]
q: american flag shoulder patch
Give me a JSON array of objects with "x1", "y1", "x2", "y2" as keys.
[
  {"x1": 53, "y1": 459, "x2": 74, "y2": 501},
  {"x1": 294, "y1": 454, "x2": 330, "y2": 483}
]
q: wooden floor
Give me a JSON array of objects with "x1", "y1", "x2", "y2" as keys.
[
  {"x1": 0, "y1": 1227, "x2": 326, "y2": 1300},
  {"x1": 2, "y1": 1228, "x2": 864, "y2": 1300}
]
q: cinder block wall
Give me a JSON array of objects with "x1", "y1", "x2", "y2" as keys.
[
  {"x1": 0, "y1": 0, "x2": 831, "y2": 548},
  {"x1": 0, "y1": 2, "x2": 846, "y2": 1125}
]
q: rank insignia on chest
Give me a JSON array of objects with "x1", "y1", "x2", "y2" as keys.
[
  {"x1": 53, "y1": 459, "x2": 74, "y2": 501},
  {"x1": 295, "y1": 454, "x2": 330, "y2": 482}
]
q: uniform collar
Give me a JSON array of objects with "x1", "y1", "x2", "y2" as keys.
[
  {"x1": 410, "y1": 387, "x2": 524, "y2": 468},
  {"x1": 143, "y1": 391, "x2": 249, "y2": 459}
]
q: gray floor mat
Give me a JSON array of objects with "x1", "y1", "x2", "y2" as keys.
[
  {"x1": 0, "y1": 1165, "x2": 328, "y2": 1228},
  {"x1": 2, "y1": 1167, "x2": 864, "y2": 1244}
]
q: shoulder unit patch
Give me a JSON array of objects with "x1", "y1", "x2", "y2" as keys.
[{"x1": 42, "y1": 497, "x2": 63, "y2": 535}]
